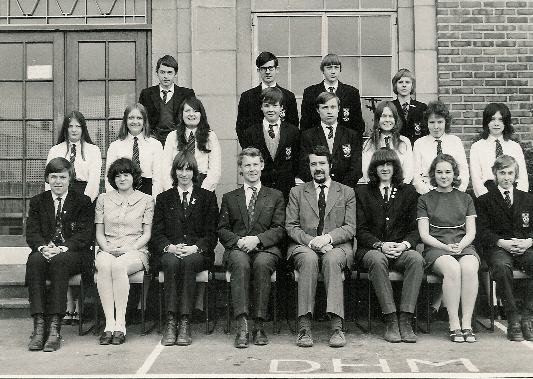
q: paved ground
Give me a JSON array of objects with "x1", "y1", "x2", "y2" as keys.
[{"x1": 1, "y1": 317, "x2": 532, "y2": 377}]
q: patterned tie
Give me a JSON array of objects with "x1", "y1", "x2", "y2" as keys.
[
  {"x1": 132, "y1": 136, "x2": 140, "y2": 168},
  {"x1": 495, "y1": 139, "x2": 504, "y2": 158},
  {"x1": 328, "y1": 86, "x2": 335, "y2": 93},
  {"x1": 326, "y1": 125, "x2": 334, "y2": 139},
  {"x1": 317, "y1": 185, "x2": 326, "y2": 236},
  {"x1": 384, "y1": 136, "x2": 391, "y2": 149},
  {"x1": 182, "y1": 191, "x2": 189, "y2": 211},
  {"x1": 247, "y1": 186, "x2": 258, "y2": 225},
  {"x1": 268, "y1": 124, "x2": 276, "y2": 139},
  {"x1": 162, "y1": 89, "x2": 169, "y2": 103},
  {"x1": 504, "y1": 190, "x2": 512, "y2": 208},
  {"x1": 69, "y1": 144, "x2": 77, "y2": 180},
  {"x1": 383, "y1": 186, "x2": 389, "y2": 202},
  {"x1": 186, "y1": 130, "x2": 196, "y2": 154},
  {"x1": 402, "y1": 102, "x2": 409, "y2": 119},
  {"x1": 436, "y1": 139, "x2": 442, "y2": 156},
  {"x1": 52, "y1": 197, "x2": 65, "y2": 245}
]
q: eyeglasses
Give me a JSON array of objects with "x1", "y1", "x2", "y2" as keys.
[{"x1": 259, "y1": 66, "x2": 277, "y2": 72}]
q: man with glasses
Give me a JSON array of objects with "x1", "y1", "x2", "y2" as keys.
[{"x1": 236, "y1": 51, "x2": 298, "y2": 147}]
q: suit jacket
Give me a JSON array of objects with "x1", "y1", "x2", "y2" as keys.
[
  {"x1": 476, "y1": 187, "x2": 533, "y2": 252},
  {"x1": 26, "y1": 190, "x2": 94, "y2": 283},
  {"x1": 285, "y1": 181, "x2": 356, "y2": 267},
  {"x1": 393, "y1": 99, "x2": 428, "y2": 147},
  {"x1": 139, "y1": 84, "x2": 195, "y2": 144},
  {"x1": 299, "y1": 125, "x2": 362, "y2": 188},
  {"x1": 151, "y1": 186, "x2": 219, "y2": 264},
  {"x1": 300, "y1": 81, "x2": 365, "y2": 143},
  {"x1": 236, "y1": 84, "x2": 298, "y2": 147},
  {"x1": 354, "y1": 183, "x2": 420, "y2": 266},
  {"x1": 241, "y1": 121, "x2": 300, "y2": 201},
  {"x1": 217, "y1": 185, "x2": 286, "y2": 258}
]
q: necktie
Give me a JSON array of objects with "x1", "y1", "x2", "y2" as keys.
[
  {"x1": 402, "y1": 102, "x2": 409, "y2": 119},
  {"x1": 186, "y1": 130, "x2": 196, "y2": 153},
  {"x1": 247, "y1": 187, "x2": 258, "y2": 225},
  {"x1": 52, "y1": 197, "x2": 65, "y2": 245},
  {"x1": 69, "y1": 144, "x2": 77, "y2": 180},
  {"x1": 162, "y1": 89, "x2": 169, "y2": 103},
  {"x1": 384, "y1": 136, "x2": 391, "y2": 149},
  {"x1": 504, "y1": 190, "x2": 512, "y2": 208},
  {"x1": 436, "y1": 139, "x2": 442, "y2": 156},
  {"x1": 495, "y1": 139, "x2": 503, "y2": 158},
  {"x1": 317, "y1": 185, "x2": 326, "y2": 236},
  {"x1": 326, "y1": 126, "x2": 334, "y2": 139},
  {"x1": 383, "y1": 186, "x2": 389, "y2": 202},
  {"x1": 132, "y1": 136, "x2": 140, "y2": 168},
  {"x1": 182, "y1": 191, "x2": 189, "y2": 211},
  {"x1": 328, "y1": 86, "x2": 335, "y2": 93},
  {"x1": 268, "y1": 124, "x2": 276, "y2": 139}
]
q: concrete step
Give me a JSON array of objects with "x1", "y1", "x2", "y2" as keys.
[
  {"x1": 0, "y1": 264, "x2": 26, "y2": 286},
  {"x1": 0, "y1": 285, "x2": 27, "y2": 298},
  {"x1": 0, "y1": 298, "x2": 29, "y2": 319}
]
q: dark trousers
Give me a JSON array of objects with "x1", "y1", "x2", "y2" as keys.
[
  {"x1": 26, "y1": 250, "x2": 81, "y2": 316},
  {"x1": 488, "y1": 248, "x2": 533, "y2": 319},
  {"x1": 225, "y1": 249, "x2": 278, "y2": 320},
  {"x1": 362, "y1": 249, "x2": 424, "y2": 314},
  {"x1": 160, "y1": 252, "x2": 209, "y2": 316}
]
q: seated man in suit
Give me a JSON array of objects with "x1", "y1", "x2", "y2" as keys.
[
  {"x1": 300, "y1": 54, "x2": 365, "y2": 145},
  {"x1": 476, "y1": 155, "x2": 533, "y2": 341},
  {"x1": 286, "y1": 145, "x2": 356, "y2": 348},
  {"x1": 152, "y1": 152, "x2": 219, "y2": 346},
  {"x1": 299, "y1": 91, "x2": 362, "y2": 188},
  {"x1": 26, "y1": 157, "x2": 93, "y2": 352},
  {"x1": 236, "y1": 51, "x2": 298, "y2": 147},
  {"x1": 355, "y1": 148, "x2": 423, "y2": 343},
  {"x1": 139, "y1": 55, "x2": 195, "y2": 145},
  {"x1": 218, "y1": 148, "x2": 286, "y2": 348},
  {"x1": 241, "y1": 87, "x2": 300, "y2": 202}
]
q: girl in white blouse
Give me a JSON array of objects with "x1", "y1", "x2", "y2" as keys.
[
  {"x1": 470, "y1": 102, "x2": 528, "y2": 197},
  {"x1": 361, "y1": 101, "x2": 414, "y2": 184},
  {"x1": 105, "y1": 103, "x2": 163, "y2": 198},
  {"x1": 162, "y1": 96, "x2": 221, "y2": 192}
]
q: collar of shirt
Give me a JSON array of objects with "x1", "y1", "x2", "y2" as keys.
[
  {"x1": 487, "y1": 134, "x2": 504, "y2": 144},
  {"x1": 321, "y1": 122, "x2": 337, "y2": 133},
  {"x1": 263, "y1": 119, "x2": 280, "y2": 132},
  {"x1": 244, "y1": 182, "x2": 261, "y2": 194},
  {"x1": 313, "y1": 179, "x2": 331, "y2": 192},
  {"x1": 432, "y1": 133, "x2": 448, "y2": 143},
  {"x1": 261, "y1": 82, "x2": 277, "y2": 90},
  {"x1": 379, "y1": 183, "x2": 391, "y2": 196},
  {"x1": 177, "y1": 185, "x2": 194, "y2": 201},
  {"x1": 185, "y1": 127, "x2": 197, "y2": 141},
  {"x1": 498, "y1": 185, "x2": 513, "y2": 202},
  {"x1": 108, "y1": 189, "x2": 145, "y2": 206},
  {"x1": 126, "y1": 133, "x2": 146, "y2": 143},
  {"x1": 159, "y1": 85, "x2": 174, "y2": 95},
  {"x1": 54, "y1": 191, "x2": 68, "y2": 203},
  {"x1": 323, "y1": 81, "x2": 338, "y2": 92}
]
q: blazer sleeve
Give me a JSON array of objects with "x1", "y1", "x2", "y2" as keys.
[
  {"x1": 328, "y1": 187, "x2": 357, "y2": 245},
  {"x1": 256, "y1": 191, "x2": 286, "y2": 248},
  {"x1": 217, "y1": 194, "x2": 241, "y2": 249},
  {"x1": 26, "y1": 195, "x2": 47, "y2": 251},
  {"x1": 285, "y1": 187, "x2": 314, "y2": 246},
  {"x1": 194, "y1": 191, "x2": 219, "y2": 253},
  {"x1": 236, "y1": 92, "x2": 250, "y2": 148},
  {"x1": 150, "y1": 192, "x2": 171, "y2": 254},
  {"x1": 299, "y1": 87, "x2": 314, "y2": 131},
  {"x1": 64, "y1": 195, "x2": 94, "y2": 253},
  {"x1": 201, "y1": 131, "x2": 221, "y2": 192},
  {"x1": 475, "y1": 195, "x2": 501, "y2": 249},
  {"x1": 355, "y1": 190, "x2": 380, "y2": 248},
  {"x1": 342, "y1": 132, "x2": 362, "y2": 188},
  {"x1": 284, "y1": 91, "x2": 299, "y2": 130},
  {"x1": 298, "y1": 133, "x2": 312, "y2": 182},
  {"x1": 86, "y1": 143, "x2": 102, "y2": 202},
  {"x1": 139, "y1": 88, "x2": 150, "y2": 109},
  {"x1": 402, "y1": 187, "x2": 421, "y2": 247},
  {"x1": 352, "y1": 88, "x2": 365, "y2": 141}
]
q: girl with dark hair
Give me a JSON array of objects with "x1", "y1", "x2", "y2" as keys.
[
  {"x1": 417, "y1": 154, "x2": 479, "y2": 343},
  {"x1": 162, "y1": 96, "x2": 221, "y2": 192},
  {"x1": 361, "y1": 101, "x2": 413, "y2": 184},
  {"x1": 469, "y1": 102, "x2": 528, "y2": 197}
]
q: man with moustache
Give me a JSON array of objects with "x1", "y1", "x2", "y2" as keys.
[{"x1": 286, "y1": 145, "x2": 357, "y2": 348}]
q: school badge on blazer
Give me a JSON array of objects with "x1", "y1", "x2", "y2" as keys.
[
  {"x1": 285, "y1": 147, "x2": 292, "y2": 160},
  {"x1": 280, "y1": 107, "x2": 286, "y2": 121},
  {"x1": 342, "y1": 144, "x2": 351, "y2": 158},
  {"x1": 414, "y1": 122, "x2": 422, "y2": 135},
  {"x1": 342, "y1": 107, "x2": 350, "y2": 122},
  {"x1": 522, "y1": 212, "x2": 529, "y2": 228}
]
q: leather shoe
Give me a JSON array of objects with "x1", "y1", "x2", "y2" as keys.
[
  {"x1": 28, "y1": 314, "x2": 46, "y2": 351},
  {"x1": 329, "y1": 329, "x2": 346, "y2": 348},
  {"x1": 507, "y1": 321, "x2": 524, "y2": 341},
  {"x1": 384, "y1": 317, "x2": 401, "y2": 343},
  {"x1": 234, "y1": 330, "x2": 249, "y2": 348},
  {"x1": 296, "y1": 329, "x2": 313, "y2": 347},
  {"x1": 43, "y1": 314, "x2": 62, "y2": 352},
  {"x1": 252, "y1": 328, "x2": 269, "y2": 346},
  {"x1": 399, "y1": 313, "x2": 417, "y2": 343},
  {"x1": 99, "y1": 331, "x2": 113, "y2": 345},
  {"x1": 111, "y1": 331, "x2": 126, "y2": 345},
  {"x1": 521, "y1": 317, "x2": 533, "y2": 341},
  {"x1": 161, "y1": 314, "x2": 177, "y2": 346},
  {"x1": 176, "y1": 318, "x2": 192, "y2": 346}
]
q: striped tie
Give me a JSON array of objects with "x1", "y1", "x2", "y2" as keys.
[
  {"x1": 132, "y1": 136, "x2": 140, "y2": 168},
  {"x1": 436, "y1": 139, "x2": 442, "y2": 156},
  {"x1": 495, "y1": 139, "x2": 503, "y2": 158},
  {"x1": 248, "y1": 187, "x2": 258, "y2": 225},
  {"x1": 69, "y1": 144, "x2": 77, "y2": 180}
]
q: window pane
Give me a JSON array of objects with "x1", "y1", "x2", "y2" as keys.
[
  {"x1": 109, "y1": 119, "x2": 122, "y2": 143},
  {"x1": 0, "y1": 121, "x2": 23, "y2": 158},
  {"x1": 361, "y1": 0, "x2": 393, "y2": 8},
  {"x1": 25, "y1": 159, "x2": 46, "y2": 197},
  {"x1": 109, "y1": 42, "x2": 136, "y2": 79},
  {"x1": 276, "y1": 57, "x2": 289, "y2": 89},
  {"x1": 326, "y1": 0, "x2": 360, "y2": 8},
  {"x1": 258, "y1": 17, "x2": 289, "y2": 56},
  {"x1": 361, "y1": 57, "x2": 391, "y2": 96},
  {"x1": 328, "y1": 17, "x2": 359, "y2": 55},
  {"x1": 253, "y1": 0, "x2": 288, "y2": 10},
  {"x1": 339, "y1": 56, "x2": 359, "y2": 88},
  {"x1": 291, "y1": 57, "x2": 323, "y2": 96},
  {"x1": 26, "y1": 43, "x2": 53, "y2": 80},
  {"x1": 87, "y1": 120, "x2": 107, "y2": 154},
  {"x1": 79, "y1": 81, "x2": 106, "y2": 118},
  {"x1": 79, "y1": 42, "x2": 105, "y2": 80},
  {"x1": 26, "y1": 82, "x2": 53, "y2": 119},
  {"x1": 0, "y1": 82, "x2": 23, "y2": 118},
  {"x1": 0, "y1": 160, "x2": 23, "y2": 197},
  {"x1": 290, "y1": 17, "x2": 321, "y2": 56},
  {"x1": 109, "y1": 81, "x2": 136, "y2": 118},
  {"x1": 0, "y1": 43, "x2": 23, "y2": 79},
  {"x1": 288, "y1": 0, "x2": 323, "y2": 9},
  {"x1": 26, "y1": 121, "x2": 53, "y2": 159},
  {"x1": 0, "y1": 199, "x2": 23, "y2": 235},
  {"x1": 361, "y1": 16, "x2": 391, "y2": 55}
]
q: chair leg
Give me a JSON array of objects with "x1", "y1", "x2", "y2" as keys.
[
  {"x1": 490, "y1": 275, "x2": 495, "y2": 331},
  {"x1": 367, "y1": 280, "x2": 372, "y2": 333},
  {"x1": 225, "y1": 281, "x2": 231, "y2": 334},
  {"x1": 78, "y1": 282, "x2": 84, "y2": 336},
  {"x1": 204, "y1": 279, "x2": 209, "y2": 335},
  {"x1": 158, "y1": 281, "x2": 163, "y2": 334},
  {"x1": 140, "y1": 282, "x2": 146, "y2": 335},
  {"x1": 272, "y1": 281, "x2": 278, "y2": 335}
]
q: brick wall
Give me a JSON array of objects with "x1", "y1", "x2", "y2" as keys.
[{"x1": 436, "y1": 0, "x2": 533, "y2": 157}]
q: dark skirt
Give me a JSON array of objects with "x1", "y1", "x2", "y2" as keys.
[{"x1": 424, "y1": 244, "x2": 480, "y2": 270}]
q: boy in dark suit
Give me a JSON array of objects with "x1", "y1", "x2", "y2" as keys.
[
  {"x1": 299, "y1": 91, "x2": 362, "y2": 188},
  {"x1": 476, "y1": 155, "x2": 533, "y2": 341},
  {"x1": 26, "y1": 157, "x2": 94, "y2": 352},
  {"x1": 241, "y1": 87, "x2": 300, "y2": 202},
  {"x1": 139, "y1": 55, "x2": 195, "y2": 145},
  {"x1": 300, "y1": 54, "x2": 365, "y2": 144},
  {"x1": 236, "y1": 51, "x2": 298, "y2": 147},
  {"x1": 355, "y1": 148, "x2": 423, "y2": 343},
  {"x1": 218, "y1": 148, "x2": 286, "y2": 348}
]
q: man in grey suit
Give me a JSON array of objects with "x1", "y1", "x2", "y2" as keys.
[{"x1": 286, "y1": 145, "x2": 356, "y2": 348}]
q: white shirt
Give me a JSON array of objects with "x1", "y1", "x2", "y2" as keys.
[
  {"x1": 379, "y1": 184, "x2": 391, "y2": 200},
  {"x1": 321, "y1": 122, "x2": 337, "y2": 153},
  {"x1": 177, "y1": 185, "x2": 194, "y2": 205},
  {"x1": 412, "y1": 134, "x2": 469, "y2": 194},
  {"x1": 53, "y1": 191, "x2": 68, "y2": 215},
  {"x1": 360, "y1": 135, "x2": 414, "y2": 184},
  {"x1": 498, "y1": 185, "x2": 514, "y2": 205},
  {"x1": 105, "y1": 133, "x2": 163, "y2": 198},
  {"x1": 46, "y1": 141, "x2": 102, "y2": 202},
  {"x1": 469, "y1": 135, "x2": 528, "y2": 197},
  {"x1": 313, "y1": 179, "x2": 331, "y2": 201},
  {"x1": 159, "y1": 85, "x2": 174, "y2": 103},
  {"x1": 323, "y1": 81, "x2": 339, "y2": 93},
  {"x1": 261, "y1": 82, "x2": 277, "y2": 90},
  {"x1": 162, "y1": 130, "x2": 221, "y2": 192},
  {"x1": 244, "y1": 182, "x2": 262, "y2": 207}
]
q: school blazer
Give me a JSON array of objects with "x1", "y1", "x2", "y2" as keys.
[{"x1": 392, "y1": 99, "x2": 428, "y2": 146}]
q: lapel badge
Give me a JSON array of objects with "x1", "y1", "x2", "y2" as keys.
[
  {"x1": 390, "y1": 187, "x2": 397, "y2": 199},
  {"x1": 522, "y1": 212, "x2": 529, "y2": 228},
  {"x1": 342, "y1": 107, "x2": 350, "y2": 122},
  {"x1": 414, "y1": 122, "x2": 421, "y2": 135},
  {"x1": 190, "y1": 198, "x2": 196, "y2": 205},
  {"x1": 342, "y1": 144, "x2": 351, "y2": 158},
  {"x1": 279, "y1": 108, "x2": 286, "y2": 121},
  {"x1": 285, "y1": 147, "x2": 292, "y2": 160}
]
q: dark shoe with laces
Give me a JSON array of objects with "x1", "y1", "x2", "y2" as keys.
[
  {"x1": 450, "y1": 329, "x2": 464, "y2": 343},
  {"x1": 462, "y1": 328, "x2": 477, "y2": 343},
  {"x1": 99, "y1": 331, "x2": 113, "y2": 345},
  {"x1": 399, "y1": 313, "x2": 417, "y2": 343},
  {"x1": 176, "y1": 318, "x2": 192, "y2": 346},
  {"x1": 253, "y1": 328, "x2": 269, "y2": 345},
  {"x1": 384, "y1": 317, "x2": 401, "y2": 343},
  {"x1": 234, "y1": 316, "x2": 249, "y2": 348},
  {"x1": 28, "y1": 314, "x2": 46, "y2": 351},
  {"x1": 507, "y1": 321, "x2": 524, "y2": 341},
  {"x1": 329, "y1": 329, "x2": 346, "y2": 348},
  {"x1": 161, "y1": 314, "x2": 177, "y2": 346},
  {"x1": 296, "y1": 329, "x2": 313, "y2": 347},
  {"x1": 111, "y1": 331, "x2": 126, "y2": 345},
  {"x1": 521, "y1": 317, "x2": 533, "y2": 341},
  {"x1": 43, "y1": 314, "x2": 62, "y2": 352}
]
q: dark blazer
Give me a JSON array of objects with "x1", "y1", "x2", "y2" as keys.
[
  {"x1": 151, "y1": 186, "x2": 219, "y2": 264},
  {"x1": 139, "y1": 84, "x2": 195, "y2": 144},
  {"x1": 218, "y1": 185, "x2": 286, "y2": 258},
  {"x1": 241, "y1": 121, "x2": 300, "y2": 202},
  {"x1": 300, "y1": 81, "x2": 365, "y2": 143},
  {"x1": 299, "y1": 125, "x2": 362, "y2": 188},
  {"x1": 26, "y1": 190, "x2": 94, "y2": 282},
  {"x1": 392, "y1": 99, "x2": 428, "y2": 146},
  {"x1": 476, "y1": 187, "x2": 533, "y2": 252},
  {"x1": 354, "y1": 183, "x2": 420, "y2": 267},
  {"x1": 236, "y1": 84, "x2": 298, "y2": 147}
]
